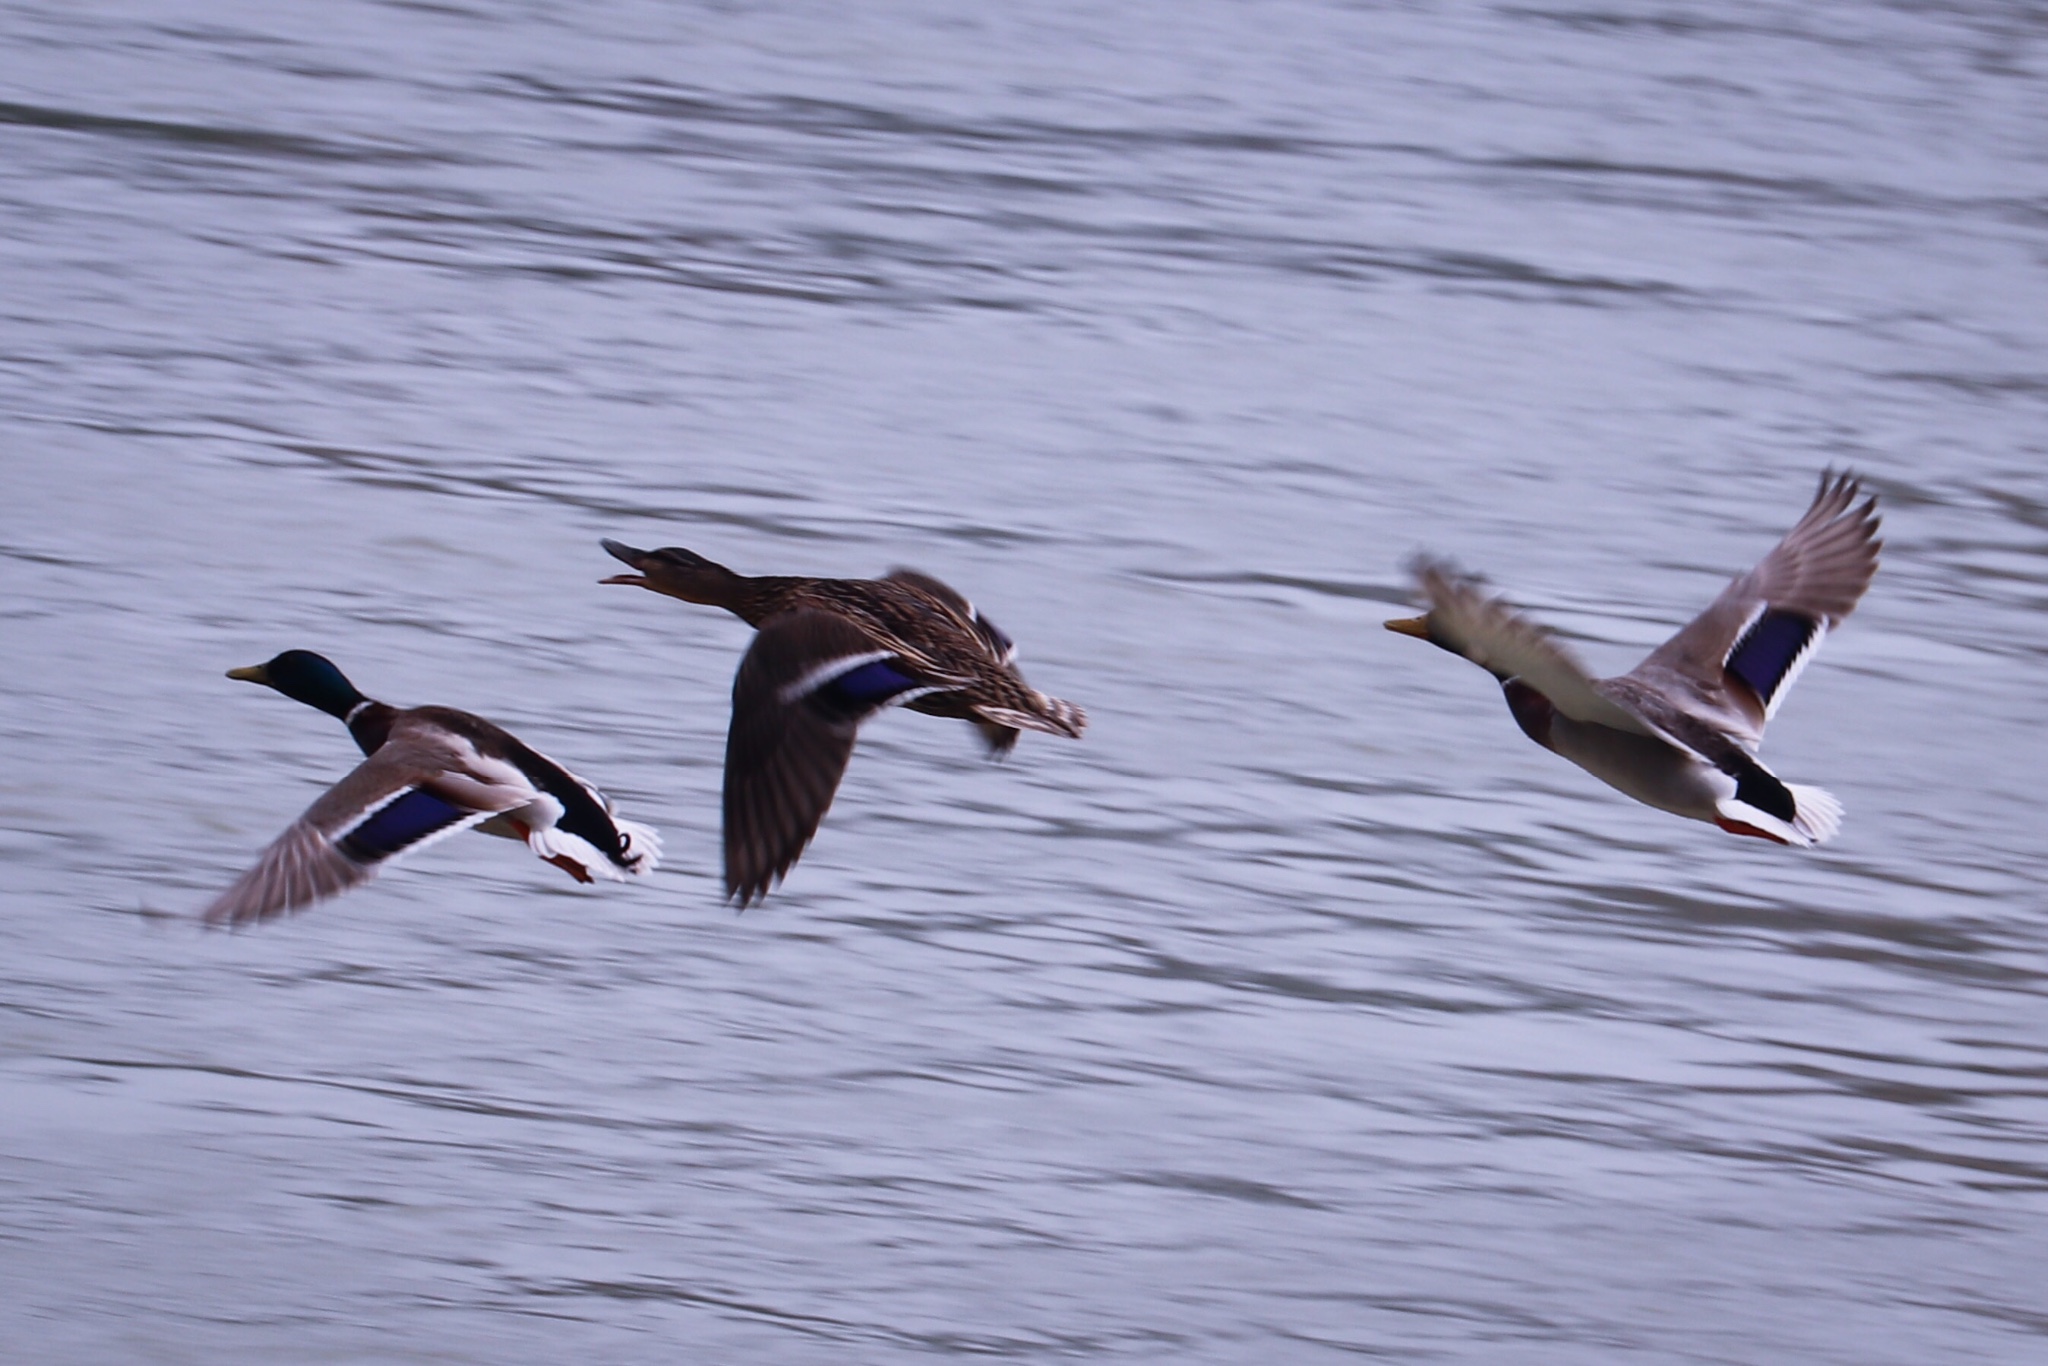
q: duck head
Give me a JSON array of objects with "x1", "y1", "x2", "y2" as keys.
[
  {"x1": 1386, "y1": 611, "x2": 1516, "y2": 685},
  {"x1": 600, "y1": 539, "x2": 742, "y2": 606},
  {"x1": 1384, "y1": 612, "x2": 1454, "y2": 652},
  {"x1": 228, "y1": 650, "x2": 367, "y2": 720}
]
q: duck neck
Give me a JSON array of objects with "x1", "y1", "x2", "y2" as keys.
[
  {"x1": 1501, "y1": 678, "x2": 1556, "y2": 749},
  {"x1": 718, "y1": 575, "x2": 810, "y2": 627},
  {"x1": 344, "y1": 700, "x2": 397, "y2": 756}
]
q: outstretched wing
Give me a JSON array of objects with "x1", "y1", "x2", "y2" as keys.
[
  {"x1": 884, "y1": 567, "x2": 1016, "y2": 664},
  {"x1": 724, "y1": 610, "x2": 940, "y2": 905},
  {"x1": 202, "y1": 743, "x2": 497, "y2": 926},
  {"x1": 1628, "y1": 470, "x2": 1880, "y2": 744},
  {"x1": 1410, "y1": 558, "x2": 1657, "y2": 735}
]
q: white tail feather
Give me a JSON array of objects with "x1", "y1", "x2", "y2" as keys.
[
  {"x1": 612, "y1": 818, "x2": 663, "y2": 876},
  {"x1": 1787, "y1": 784, "x2": 1843, "y2": 845}
]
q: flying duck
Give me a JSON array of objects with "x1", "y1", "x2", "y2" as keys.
[
  {"x1": 599, "y1": 541, "x2": 1085, "y2": 904},
  {"x1": 204, "y1": 650, "x2": 660, "y2": 925},
  {"x1": 1386, "y1": 471, "x2": 1881, "y2": 846}
]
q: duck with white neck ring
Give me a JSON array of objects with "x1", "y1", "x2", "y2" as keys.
[
  {"x1": 1387, "y1": 471, "x2": 1880, "y2": 847},
  {"x1": 204, "y1": 650, "x2": 659, "y2": 926}
]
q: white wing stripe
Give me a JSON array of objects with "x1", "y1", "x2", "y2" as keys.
[{"x1": 779, "y1": 650, "x2": 899, "y2": 704}]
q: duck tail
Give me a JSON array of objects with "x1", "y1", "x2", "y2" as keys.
[
  {"x1": 527, "y1": 819, "x2": 661, "y2": 883},
  {"x1": 1713, "y1": 782, "x2": 1843, "y2": 849},
  {"x1": 610, "y1": 817, "x2": 664, "y2": 876},
  {"x1": 975, "y1": 694, "x2": 1086, "y2": 740},
  {"x1": 1785, "y1": 784, "x2": 1843, "y2": 845},
  {"x1": 1037, "y1": 694, "x2": 1087, "y2": 738}
]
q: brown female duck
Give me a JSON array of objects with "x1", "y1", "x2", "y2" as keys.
[{"x1": 601, "y1": 541, "x2": 1085, "y2": 903}]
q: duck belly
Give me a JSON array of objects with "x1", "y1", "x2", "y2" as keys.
[{"x1": 1543, "y1": 715, "x2": 1726, "y2": 823}]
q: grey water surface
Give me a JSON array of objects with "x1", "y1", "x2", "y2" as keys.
[{"x1": 4, "y1": 1, "x2": 2047, "y2": 1361}]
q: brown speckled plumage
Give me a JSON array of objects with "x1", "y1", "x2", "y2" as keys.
[{"x1": 602, "y1": 541, "x2": 1085, "y2": 905}]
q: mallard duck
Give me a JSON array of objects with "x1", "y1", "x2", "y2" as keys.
[
  {"x1": 599, "y1": 541, "x2": 1086, "y2": 904},
  {"x1": 204, "y1": 650, "x2": 660, "y2": 925},
  {"x1": 1386, "y1": 471, "x2": 1881, "y2": 846}
]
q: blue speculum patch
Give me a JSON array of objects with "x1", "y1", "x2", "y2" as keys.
[
  {"x1": 339, "y1": 788, "x2": 472, "y2": 863},
  {"x1": 1727, "y1": 610, "x2": 1815, "y2": 706},
  {"x1": 824, "y1": 658, "x2": 922, "y2": 707}
]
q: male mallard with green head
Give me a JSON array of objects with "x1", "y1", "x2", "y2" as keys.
[
  {"x1": 1387, "y1": 471, "x2": 1881, "y2": 846},
  {"x1": 599, "y1": 541, "x2": 1085, "y2": 904},
  {"x1": 205, "y1": 650, "x2": 659, "y2": 925}
]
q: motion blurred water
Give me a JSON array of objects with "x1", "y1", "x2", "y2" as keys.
[{"x1": 3, "y1": 2, "x2": 2046, "y2": 1361}]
